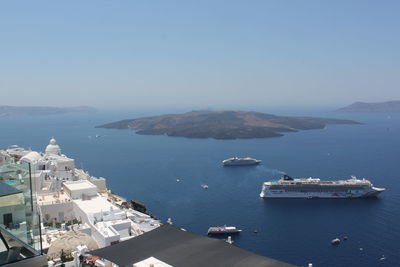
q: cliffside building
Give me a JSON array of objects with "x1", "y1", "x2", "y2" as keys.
[{"x1": 1, "y1": 138, "x2": 161, "y2": 264}]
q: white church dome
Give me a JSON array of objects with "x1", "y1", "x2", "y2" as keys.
[{"x1": 45, "y1": 138, "x2": 61, "y2": 155}]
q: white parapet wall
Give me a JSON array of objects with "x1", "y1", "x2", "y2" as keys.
[
  {"x1": 37, "y1": 192, "x2": 76, "y2": 223},
  {"x1": 89, "y1": 177, "x2": 107, "y2": 192}
]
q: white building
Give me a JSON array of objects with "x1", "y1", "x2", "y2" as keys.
[
  {"x1": 64, "y1": 181, "x2": 98, "y2": 200},
  {"x1": 2, "y1": 138, "x2": 161, "y2": 250}
]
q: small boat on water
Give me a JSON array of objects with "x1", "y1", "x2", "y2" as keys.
[
  {"x1": 201, "y1": 184, "x2": 209, "y2": 189},
  {"x1": 331, "y1": 238, "x2": 340, "y2": 245},
  {"x1": 207, "y1": 226, "x2": 242, "y2": 235}
]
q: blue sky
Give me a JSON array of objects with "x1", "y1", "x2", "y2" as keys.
[{"x1": 0, "y1": 0, "x2": 399, "y2": 108}]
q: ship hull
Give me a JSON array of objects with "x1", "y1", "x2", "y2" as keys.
[
  {"x1": 223, "y1": 161, "x2": 261, "y2": 166},
  {"x1": 207, "y1": 230, "x2": 241, "y2": 235}
]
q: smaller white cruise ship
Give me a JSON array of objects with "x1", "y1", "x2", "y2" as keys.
[
  {"x1": 222, "y1": 157, "x2": 261, "y2": 166},
  {"x1": 207, "y1": 226, "x2": 242, "y2": 235},
  {"x1": 260, "y1": 175, "x2": 385, "y2": 198}
]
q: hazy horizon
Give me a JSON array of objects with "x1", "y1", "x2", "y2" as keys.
[{"x1": 1, "y1": 1, "x2": 399, "y2": 108}]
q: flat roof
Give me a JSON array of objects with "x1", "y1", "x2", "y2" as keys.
[
  {"x1": 37, "y1": 192, "x2": 71, "y2": 205},
  {"x1": 64, "y1": 180, "x2": 97, "y2": 191},
  {"x1": 90, "y1": 224, "x2": 296, "y2": 267},
  {"x1": 73, "y1": 195, "x2": 117, "y2": 214}
]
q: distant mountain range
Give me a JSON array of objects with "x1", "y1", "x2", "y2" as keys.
[
  {"x1": 96, "y1": 110, "x2": 360, "y2": 140},
  {"x1": 0, "y1": 105, "x2": 97, "y2": 117},
  {"x1": 336, "y1": 101, "x2": 400, "y2": 112}
]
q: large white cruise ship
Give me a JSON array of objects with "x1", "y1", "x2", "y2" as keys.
[
  {"x1": 260, "y1": 175, "x2": 385, "y2": 198},
  {"x1": 222, "y1": 157, "x2": 261, "y2": 166}
]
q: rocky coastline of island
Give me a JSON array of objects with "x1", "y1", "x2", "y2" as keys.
[{"x1": 96, "y1": 110, "x2": 360, "y2": 140}]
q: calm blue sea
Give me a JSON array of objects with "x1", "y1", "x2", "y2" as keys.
[{"x1": 1, "y1": 108, "x2": 399, "y2": 267}]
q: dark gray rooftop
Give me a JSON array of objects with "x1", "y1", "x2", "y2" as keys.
[
  {"x1": 90, "y1": 224, "x2": 296, "y2": 267},
  {"x1": 0, "y1": 181, "x2": 21, "y2": 197}
]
